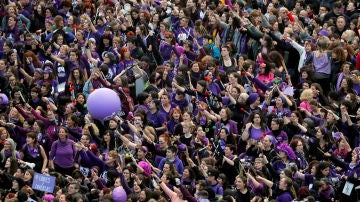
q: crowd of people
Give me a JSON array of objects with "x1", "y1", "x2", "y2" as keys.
[{"x1": 1, "y1": 0, "x2": 360, "y2": 201}]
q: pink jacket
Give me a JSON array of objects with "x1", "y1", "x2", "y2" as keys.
[{"x1": 299, "y1": 100, "x2": 312, "y2": 112}]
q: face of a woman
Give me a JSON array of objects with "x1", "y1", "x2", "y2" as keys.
[
  {"x1": 139, "y1": 191, "x2": 146, "y2": 202},
  {"x1": 161, "y1": 95, "x2": 169, "y2": 104},
  {"x1": 66, "y1": 117, "x2": 75, "y2": 127},
  {"x1": 316, "y1": 129, "x2": 323, "y2": 139},
  {"x1": 196, "y1": 127, "x2": 205, "y2": 137},
  {"x1": 4, "y1": 140, "x2": 11, "y2": 150},
  {"x1": 326, "y1": 112, "x2": 334, "y2": 122},
  {"x1": 196, "y1": 83, "x2": 204, "y2": 93},
  {"x1": 221, "y1": 47, "x2": 229, "y2": 57},
  {"x1": 219, "y1": 129, "x2": 227, "y2": 139},
  {"x1": 109, "y1": 120, "x2": 118, "y2": 129},
  {"x1": 172, "y1": 111, "x2": 180, "y2": 120},
  {"x1": 58, "y1": 128, "x2": 67, "y2": 139},
  {"x1": 26, "y1": 136, "x2": 35, "y2": 145},
  {"x1": 103, "y1": 133, "x2": 110, "y2": 142},
  {"x1": 262, "y1": 137, "x2": 272, "y2": 147},
  {"x1": 224, "y1": 147, "x2": 232, "y2": 157},
  {"x1": 253, "y1": 114, "x2": 261, "y2": 124},
  {"x1": 159, "y1": 137, "x2": 167, "y2": 149},
  {"x1": 59, "y1": 194, "x2": 67, "y2": 202},
  {"x1": 278, "y1": 151, "x2": 286, "y2": 159},
  {"x1": 183, "y1": 112, "x2": 190, "y2": 121},
  {"x1": 275, "y1": 97, "x2": 283, "y2": 107},
  {"x1": 0, "y1": 60, "x2": 6, "y2": 71},
  {"x1": 80, "y1": 135, "x2": 89, "y2": 145},
  {"x1": 219, "y1": 109, "x2": 227, "y2": 119},
  {"x1": 230, "y1": 88, "x2": 239, "y2": 98},
  {"x1": 271, "y1": 121, "x2": 279, "y2": 130},
  {"x1": 77, "y1": 95, "x2": 85, "y2": 104},
  {"x1": 137, "y1": 149, "x2": 145, "y2": 159},
  {"x1": 8, "y1": 7, "x2": 15, "y2": 15},
  {"x1": 114, "y1": 178, "x2": 121, "y2": 188},
  {"x1": 228, "y1": 74, "x2": 237, "y2": 84},
  {"x1": 12, "y1": 181, "x2": 19, "y2": 190},
  {"x1": 290, "y1": 113, "x2": 298, "y2": 122},
  {"x1": 182, "y1": 169, "x2": 189, "y2": 178},
  {"x1": 235, "y1": 177, "x2": 245, "y2": 189},
  {"x1": 1, "y1": 130, "x2": 8, "y2": 140},
  {"x1": 279, "y1": 178, "x2": 287, "y2": 190},
  {"x1": 192, "y1": 63, "x2": 200, "y2": 72},
  {"x1": 296, "y1": 141, "x2": 304, "y2": 152},
  {"x1": 321, "y1": 167, "x2": 330, "y2": 176},
  {"x1": 341, "y1": 79, "x2": 349, "y2": 89},
  {"x1": 57, "y1": 36, "x2": 64, "y2": 45},
  {"x1": 4, "y1": 158, "x2": 10, "y2": 168},
  {"x1": 24, "y1": 171, "x2": 32, "y2": 181}
]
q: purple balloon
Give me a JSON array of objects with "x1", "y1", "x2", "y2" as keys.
[
  {"x1": 112, "y1": 187, "x2": 127, "y2": 202},
  {"x1": 0, "y1": 93, "x2": 8, "y2": 105},
  {"x1": 87, "y1": 88, "x2": 121, "y2": 120}
]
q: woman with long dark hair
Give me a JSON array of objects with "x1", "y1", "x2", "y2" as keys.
[{"x1": 242, "y1": 112, "x2": 270, "y2": 141}]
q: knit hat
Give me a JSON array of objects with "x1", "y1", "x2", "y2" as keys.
[
  {"x1": 318, "y1": 29, "x2": 329, "y2": 37},
  {"x1": 89, "y1": 38, "x2": 96, "y2": 43},
  {"x1": 177, "y1": 143, "x2": 187, "y2": 152},
  {"x1": 43, "y1": 60, "x2": 54, "y2": 68},
  {"x1": 238, "y1": 93, "x2": 249, "y2": 101},
  {"x1": 0, "y1": 93, "x2": 8, "y2": 105},
  {"x1": 248, "y1": 93, "x2": 259, "y2": 105},
  {"x1": 34, "y1": 68, "x2": 43, "y2": 75},
  {"x1": 174, "y1": 45, "x2": 185, "y2": 55},
  {"x1": 261, "y1": 134, "x2": 278, "y2": 145},
  {"x1": 138, "y1": 146, "x2": 148, "y2": 153},
  {"x1": 43, "y1": 194, "x2": 55, "y2": 202},
  {"x1": 44, "y1": 67, "x2": 53, "y2": 73},
  {"x1": 112, "y1": 187, "x2": 127, "y2": 202},
  {"x1": 276, "y1": 143, "x2": 296, "y2": 160},
  {"x1": 138, "y1": 161, "x2": 151, "y2": 176}
]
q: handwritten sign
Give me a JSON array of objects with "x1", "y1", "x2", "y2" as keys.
[{"x1": 32, "y1": 172, "x2": 56, "y2": 193}]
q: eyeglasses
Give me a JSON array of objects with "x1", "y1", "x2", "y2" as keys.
[{"x1": 297, "y1": 144, "x2": 303, "y2": 146}]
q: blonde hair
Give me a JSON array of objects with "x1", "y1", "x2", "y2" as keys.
[
  {"x1": 316, "y1": 36, "x2": 330, "y2": 54},
  {"x1": 343, "y1": 30, "x2": 356, "y2": 43},
  {"x1": 300, "y1": 89, "x2": 313, "y2": 101}
]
